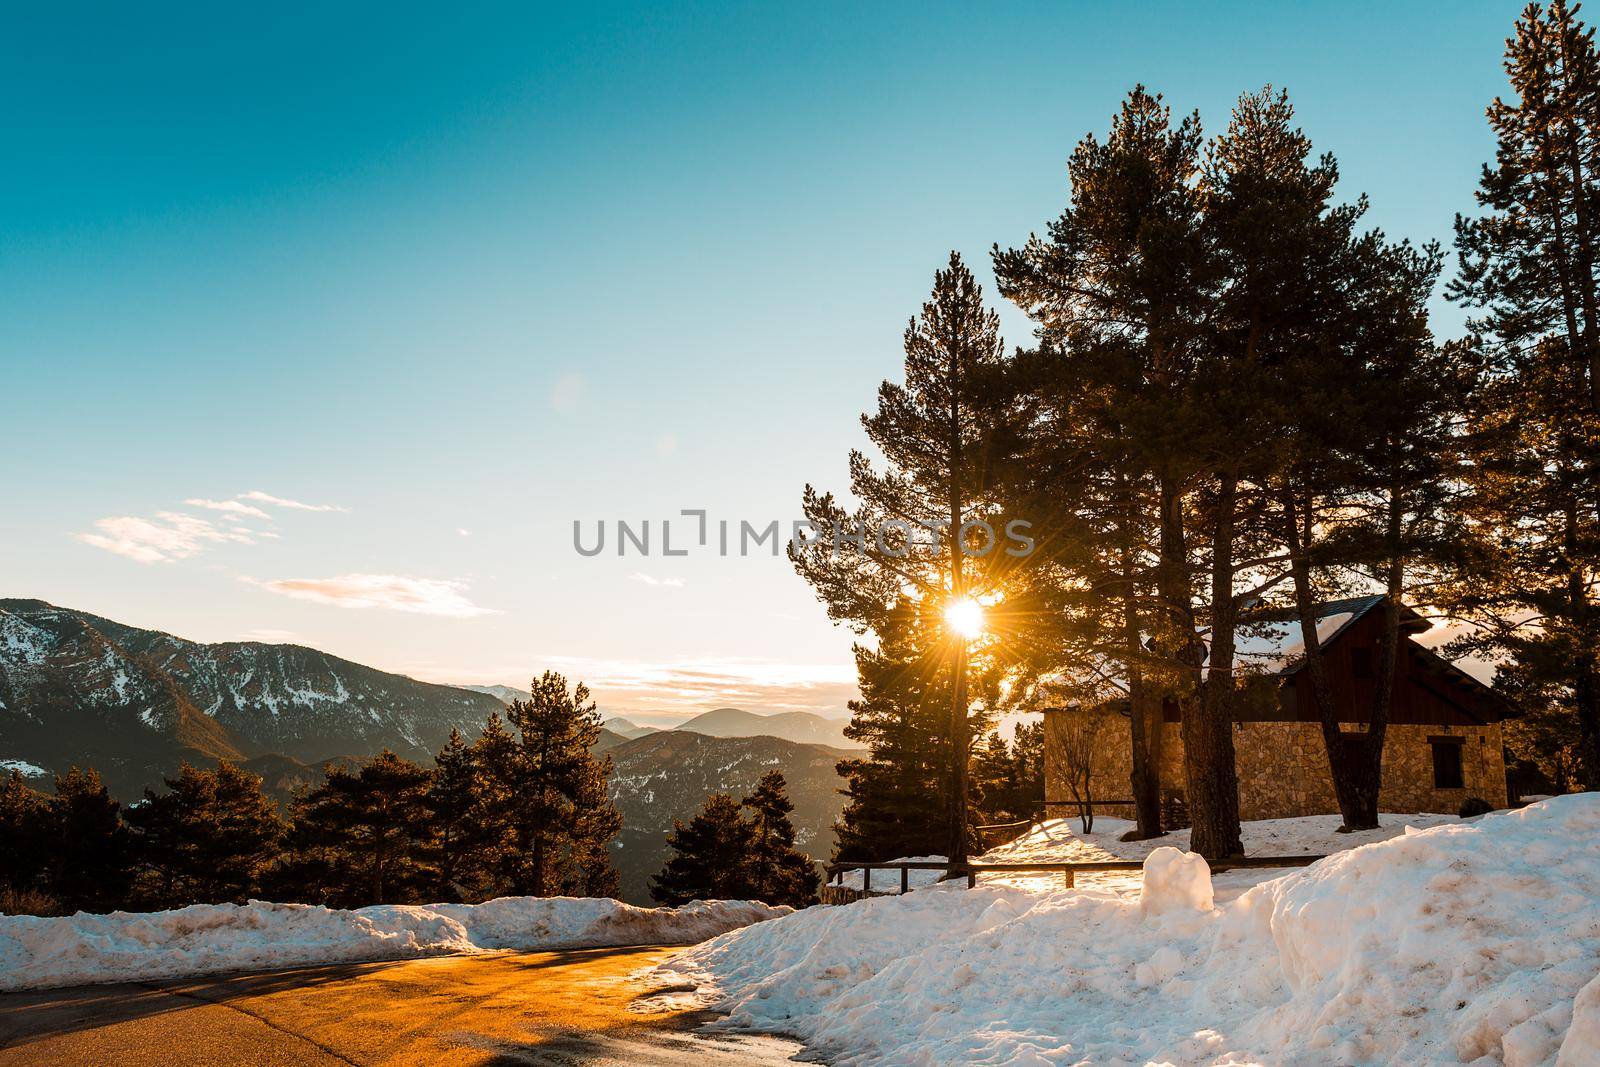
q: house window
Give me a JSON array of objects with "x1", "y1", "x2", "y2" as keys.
[
  {"x1": 1350, "y1": 648, "x2": 1375, "y2": 679},
  {"x1": 1430, "y1": 737, "x2": 1465, "y2": 790}
]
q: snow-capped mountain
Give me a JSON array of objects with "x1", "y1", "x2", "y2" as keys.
[
  {"x1": 600, "y1": 715, "x2": 659, "y2": 739},
  {"x1": 0, "y1": 599, "x2": 505, "y2": 797}
]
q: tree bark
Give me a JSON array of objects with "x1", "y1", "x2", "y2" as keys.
[
  {"x1": 1186, "y1": 470, "x2": 1244, "y2": 860},
  {"x1": 946, "y1": 643, "x2": 971, "y2": 866},
  {"x1": 944, "y1": 341, "x2": 971, "y2": 872},
  {"x1": 1281, "y1": 487, "x2": 1383, "y2": 831},
  {"x1": 1118, "y1": 487, "x2": 1164, "y2": 839},
  {"x1": 1566, "y1": 489, "x2": 1600, "y2": 789}
]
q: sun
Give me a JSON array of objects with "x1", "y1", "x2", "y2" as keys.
[{"x1": 943, "y1": 596, "x2": 986, "y2": 640}]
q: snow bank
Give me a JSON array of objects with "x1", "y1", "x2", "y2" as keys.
[
  {"x1": 0, "y1": 895, "x2": 786, "y2": 991},
  {"x1": 654, "y1": 795, "x2": 1600, "y2": 1066}
]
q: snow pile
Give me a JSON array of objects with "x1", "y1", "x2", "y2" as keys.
[
  {"x1": 1138, "y1": 846, "x2": 1213, "y2": 916},
  {"x1": 0, "y1": 895, "x2": 786, "y2": 991},
  {"x1": 655, "y1": 795, "x2": 1600, "y2": 1066}
]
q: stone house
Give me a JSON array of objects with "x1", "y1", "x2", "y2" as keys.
[{"x1": 1043, "y1": 596, "x2": 1514, "y2": 823}]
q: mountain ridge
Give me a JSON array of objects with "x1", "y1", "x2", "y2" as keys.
[{"x1": 0, "y1": 598, "x2": 505, "y2": 797}]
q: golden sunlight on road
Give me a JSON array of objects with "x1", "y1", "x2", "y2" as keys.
[{"x1": 0, "y1": 945, "x2": 802, "y2": 1066}]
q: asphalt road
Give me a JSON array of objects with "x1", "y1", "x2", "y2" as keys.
[{"x1": 0, "y1": 945, "x2": 805, "y2": 1066}]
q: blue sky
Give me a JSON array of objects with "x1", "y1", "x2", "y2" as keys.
[{"x1": 0, "y1": 2, "x2": 1517, "y2": 722}]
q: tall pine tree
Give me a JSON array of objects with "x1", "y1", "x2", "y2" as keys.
[
  {"x1": 650, "y1": 793, "x2": 755, "y2": 905},
  {"x1": 426, "y1": 729, "x2": 486, "y2": 901},
  {"x1": 48, "y1": 767, "x2": 134, "y2": 913},
  {"x1": 742, "y1": 771, "x2": 821, "y2": 907},
  {"x1": 476, "y1": 673, "x2": 622, "y2": 897},
  {"x1": 0, "y1": 771, "x2": 51, "y2": 912},
  {"x1": 1451, "y1": 0, "x2": 1600, "y2": 787},
  {"x1": 791, "y1": 252, "x2": 1014, "y2": 870}
]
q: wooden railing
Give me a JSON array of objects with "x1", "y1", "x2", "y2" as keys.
[{"x1": 821, "y1": 854, "x2": 1330, "y2": 902}]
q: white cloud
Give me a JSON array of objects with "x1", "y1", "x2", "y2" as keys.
[
  {"x1": 549, "y1": 372, "x2": 586, "y2": 414},
  {"x1": 75, "y1": 512, "x2": 253, "y2": 563},
  {"x1": 457, "y1": 528, "x2": 472, "y2": 537},
  {"x1": 630, "y1": 572, "x2": 686, "y2": 588},
  {"x1": 75, "y1": 489, "x2": 340, "y2": 564},
  {"x1": 239, "y1": 490, "x2": 347, "y2": 513},
  {"x1": 185, "y1": 498, "x2": 271, "y2": 519},
  {"x1": 247, "y1": 574, "x2": 499, "y2": 617}
]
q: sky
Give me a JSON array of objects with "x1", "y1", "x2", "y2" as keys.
[{"x1": 0, "y1": 2, "x2": 1520, "y2": 725}]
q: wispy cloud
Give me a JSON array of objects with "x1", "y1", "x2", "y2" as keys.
[
  {"x1": 76, "y1": 490, "x2": 342, "y2": 563},
  {"x1": 185, "y1": 498, "x2": 270, "y2": 519},
  {"x1": 247, "y1": 574, "x2": 499, "y2": 617},
  {"x1": 630, "y1": 572, "x2": 686, "y2": 588},
  {"x1": 239, "y1": 490, "x2": 347, "y2": 513},
  {"x1": 75, "y1": 512, "x2": 258, "y2": 563}
]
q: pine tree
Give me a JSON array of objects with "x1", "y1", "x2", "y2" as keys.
[
  {"x1": 476, "y1": 673, "x2": 622, "y2": 897},
  {"x1": 126, "y1": 762, "x2": 285, "y2": 908},
  {"x1": 283, "y1": 752, "x2": 435, "y2": 907},
  {"x1": 992, "y1": 86, "x2": 1214, "y2": 842},
  {"x1": 831, "y1": 605, "x2": 961, "y2": 864},
  {"x1": 971, "y1": 722, "x2": 1046, "y2": 825},
  {"x1": 47, "y1": 767, "x2": 134, "y2": 913},
  {"x1": 741, "y1": 771, "x2": 820, "y2": 907},
  {"x1": 650, "y1": 793, "x2": 756, "y2": 905},
  {"x1": 0, "y1": 771, "x2": 51, "y2": 912},
  {"x1": 1450, "y1": 0, "x2": 1600, "y2": 787},
  {"x1": 561, "y1": 753, "x2": 623, "y2": 898},
  {"x1": 427, "y1": 729, "x2": 485, "y2": 901},
  {"x1": 1268, "y1": 224, "x2": 1459, "y2": 830},
  {"x1": 791, "y1": 252, "x2": 1014, "y2": 870}
]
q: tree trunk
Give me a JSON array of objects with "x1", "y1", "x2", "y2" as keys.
[
  {"x1": 1567, "y1": 489, "x2": 1600, "y2": 789},
  {"x1": 1186, "y1": 471, "x2": 1244, "y2": 860},
  {"x1": 1118, "y1": 493, "x2": 1164, "y2": 839},
  {"x1": 944, "y1": 348, "x2": 971, "y2": 873},
  {"x1": 1281, "y1": 487, "x2": 1382, "y2": 831},
  {"x1": 946, "y1": 642, "x2": 971, "y2": 867}
]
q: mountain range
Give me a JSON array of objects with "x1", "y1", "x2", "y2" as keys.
[
  {"x1": 0, "y1": 598, "x2": 504, "y2": 797},
  {"x1": 0, "y1": 599, "x2": 856, "y2": 903}
]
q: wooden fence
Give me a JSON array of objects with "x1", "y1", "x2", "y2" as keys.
[{"x1": 820, "y1": 854, "x2": 1328, "y2": 905}]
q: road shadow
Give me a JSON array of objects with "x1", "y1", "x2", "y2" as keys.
[
  {"x1": 443, "y1": 1019, "x2": 810, "y2": 1066},
  {"x1": 0, "y1": 956, "x2": 413, "y2": 1048}
]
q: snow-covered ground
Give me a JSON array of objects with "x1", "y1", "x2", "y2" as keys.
[
  {"x1": 654, "y1": 796, "x2": 1600, "y2": 1066},
  {"x1": 0, "y1": 895, "x2": 786, "y2": 992}
]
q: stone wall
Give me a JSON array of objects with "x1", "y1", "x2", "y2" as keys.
[{"x1": 1044, "y1": 711, "x2": 1507, "y2": 824}]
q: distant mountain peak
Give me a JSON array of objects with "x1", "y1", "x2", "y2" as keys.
[
  {"x1": 673, "y1": 707, "x2": 859, "y2": 748},
  {"x1": 601, "y1": 716, "x2": 659, "y2": 739},
  {"x1": 0, "y1": 599, "x2": 507, "y2": 798},
  {"x1": 457, "y1": 684, "x2": 530, "y2": 704}
]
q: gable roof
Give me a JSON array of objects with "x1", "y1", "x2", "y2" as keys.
[{"x1": 1229, "y1": 595, "x2": 1430, "y2": 678}]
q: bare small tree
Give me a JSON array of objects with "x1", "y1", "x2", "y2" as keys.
[{"x1": 1056, "y1": 707, "x2": 1115, "y2": 833}]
